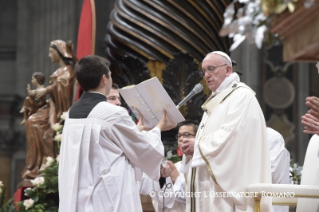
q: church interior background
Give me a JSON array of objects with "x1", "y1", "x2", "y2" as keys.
[{"x1": 0, "y1": 0, "x2": 318, "y2": 210}]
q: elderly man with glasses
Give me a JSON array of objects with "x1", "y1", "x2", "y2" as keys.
[{"x1": 180, "y1": 51, "x2": 272, "y2": 212}]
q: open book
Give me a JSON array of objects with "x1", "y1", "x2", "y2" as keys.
[{"x1": 119, "y1": 77, "x2": 185, "y2": 128}]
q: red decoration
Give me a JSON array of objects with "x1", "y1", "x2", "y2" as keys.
[
  {"x1": 177, "y1": 146, "x2": 183, "y2": 156},
  {"x1": 75, "y1": 0, "x2": 96, "y2": 101}
]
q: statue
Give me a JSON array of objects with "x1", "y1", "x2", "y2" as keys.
[
  {"x1": 20, "y1": 72, "x2": 46, "y2": 125},
  {"x1": 22, "y1": 40, "x2": 77, "y2": 179}
]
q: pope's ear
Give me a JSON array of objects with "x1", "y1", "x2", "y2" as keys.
[{"x1": 226, "y1": 65, "x2": 232, "y2": 77}]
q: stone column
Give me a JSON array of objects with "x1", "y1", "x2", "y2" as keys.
[
  {"x1": 297, "y1": 63, "x2": 310, "y2": 165},
  {"x1": 15, "y1": 0, "x2": 82, "y2": 98},
  {"x1": 231, "y1": 40, "x2": 262, "y2": 100}
]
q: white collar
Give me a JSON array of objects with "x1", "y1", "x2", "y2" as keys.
[{"x1": 211, "y1": 72, "x2": 240, "y2": 96}]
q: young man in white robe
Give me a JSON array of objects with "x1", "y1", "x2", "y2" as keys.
[
  {"x1": 180, "y1": 51, "x2": 272, "y2": 212},
  {"x1": 140, "y1": 121, "x2": 198, "y2": 212},
  {"x1": 58, "y1": 55, "x2": 175, "y2": 212}
]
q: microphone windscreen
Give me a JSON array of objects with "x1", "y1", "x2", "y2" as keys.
[{"x1": 194, "y1": 83, "x2": 203, "y2": 94}]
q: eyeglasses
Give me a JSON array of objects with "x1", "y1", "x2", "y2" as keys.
[
  {"x1": 175, "y1": 132, "x2": 195, "y2": 139},
  {"x1": 200, "y1": 64, "x2": 228, "y2": 76},
  {"x1": 316, "y1": 62, "x2": 319, "y2": 69}
]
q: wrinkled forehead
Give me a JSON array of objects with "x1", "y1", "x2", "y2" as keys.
[{"x1": 202, "y1": 54, "x2": 223, "y2": 67}]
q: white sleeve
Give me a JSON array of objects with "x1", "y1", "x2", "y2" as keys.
[
  {"x1": 173, "y1": 175, "x2": 186, "y2": 204},
  {"x1": 139, "y1": 174, "x2": 175, "y2": 210},
  {"x1": 111, "y1": 113, "x2": 164, "y2": 181},
  {"x1": 180, "y1": 155, "x2": 192, "y2": 174}
]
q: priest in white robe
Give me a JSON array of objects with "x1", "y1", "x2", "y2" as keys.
[
  {"x1": 180, "y1": 51, "x2": 272, "y2": 212},
  {"x1": 267, "y1": 127, "x2": 290, "y2": 212},
  {"x1": 58, "y1": 55, "x2": 175, "y2": 212}
]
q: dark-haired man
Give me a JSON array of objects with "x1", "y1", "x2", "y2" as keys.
[
  {"x1": 107, "y1": 83, "x2": 121, "y2": 106},
  {"x1": 140, "y1": 121, "x2": 198, "y2": 212},
  {"x1": 58, "y1": 55, "x2": 175, "y2": 212}
]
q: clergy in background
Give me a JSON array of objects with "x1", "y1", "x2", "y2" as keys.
[
  {"x1": 267, "y1": 127, "x2": 290, "y2": 212},
  {"x1": 58, "y1": 55, "x2": 175, "y2": 212},
  {"x1": 180, "y1": 51, "x2": 271, "y2": 211},
  {"x1": 140, "y1": 121, "x2": 198, "y2": 212}
]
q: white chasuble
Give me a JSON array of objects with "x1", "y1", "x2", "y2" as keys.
[
  {"x1": 182, "y1": 82, "x2": 272, "y2": 212},
  {"x1": 59, "y1": 102, "x2": 164, "y2": 212}
]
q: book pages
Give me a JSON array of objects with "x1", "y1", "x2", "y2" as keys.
[{"x1": 119, "y1": 77, "x2": 185, "y2": 128}]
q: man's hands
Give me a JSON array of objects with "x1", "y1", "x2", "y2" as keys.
[
  {"x1": 137, "y1": 111, "x2": 151, "y2": 131},
  {"x1": 302, "y1": 96, "x2": 319, "y2": 135},
  {"x1": 301, "y1": 113, "x2": 319, "y2": 135},
  {"x1": 156, "y1": 110, "x2": 176, "y2": 131},
  {"x1": 160, "y1": 161, "x2": 180, "y2": 183},
  {"x1": 306, "y1": 96, "x2": 319, "y2": 119},
  {"x1": 180, "y1": 137, "x2": 195, "y2": 156}
]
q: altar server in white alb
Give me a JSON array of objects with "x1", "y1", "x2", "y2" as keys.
[
  {"x1": 180, "y1": 51, "x2": 272, "y2": 212},
  {"x1": 139, "y1": 121, "x2": 198, "y2": 212},
  {"x1": 58, "y1": 55, "x2": 175, "y2": 212}
]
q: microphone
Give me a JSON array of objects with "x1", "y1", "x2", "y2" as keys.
[{"x1": 176, "y1": 83, "x2": 203, "y2": 109}]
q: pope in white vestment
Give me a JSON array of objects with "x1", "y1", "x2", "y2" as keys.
[
  {"x1": 59, "y1": 102, "x2": 164, "y2": 212},
  {"x1": 180, "y1": 52, "x2": 272, "y2": 212}
]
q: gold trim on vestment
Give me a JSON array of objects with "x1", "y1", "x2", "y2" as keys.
[
  {"x1": 198, "y1": 137, "x2": 219, "y2": 186},
  {"x1": 190, "y1": 167, "x2": 196, "y2": 212}
]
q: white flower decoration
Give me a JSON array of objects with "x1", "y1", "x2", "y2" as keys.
[
  {"x1": 24, "y1": 188, "x2": 32, "y2": 196},
  {"x1": 46, "y1": 156, "x2": 55, "y2": 166},
  {"x1": 31, "y1": 177, "x2": 44, "y2": 186},
  {"x1": 52, "y1": 123, "x2": 63, "y2": 132},
  {"x1": 60, "y1": 112, "x2": 68, "y2": 120},
  {"x1": 0, "y1": 181, "x2": 3, "y2": 188},
  {"x1": 54, "y1": 134, "x2": 62, "y2": 142},
  {"x1": 23, "y1": 198, "x2": 34, "y2": 210}
]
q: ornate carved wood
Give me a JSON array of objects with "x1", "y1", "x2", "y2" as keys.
[
  {"x1": 163, "y1": 52, "x2": 207, "y2": 123},
  {"x1": 270, "y1": 0, "x2": 319, "y2": 62},
  {"x1": 111, "y1": 56, "x2": 150, "y2": 88},
  {"x1": 105, "y1": 0, "x2": 232, "y2": 64}
]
